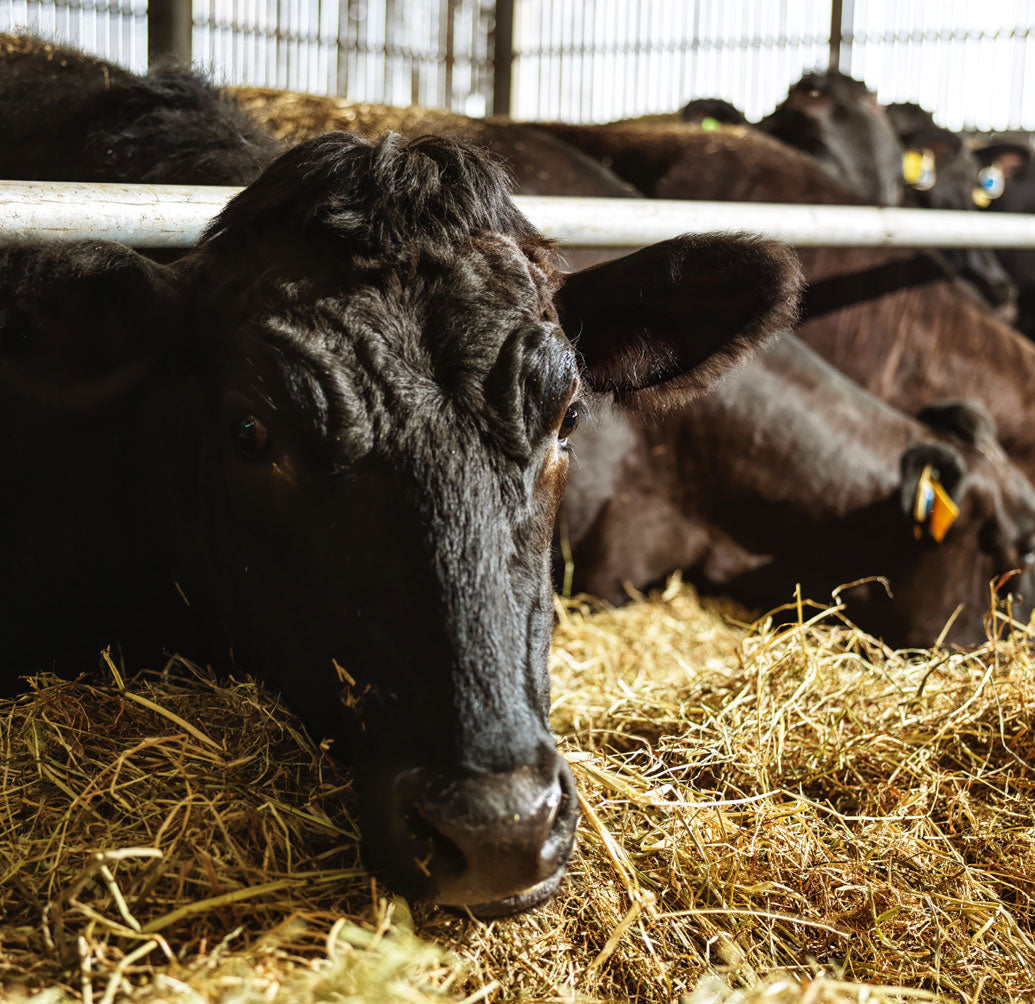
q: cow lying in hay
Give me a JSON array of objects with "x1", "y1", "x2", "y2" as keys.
[
  {"x1": 566, "y1": 333, "x2": 1035, "y2": 648},
  {"x1": 504, "y1": 114, "x2": 1035, "y2": 483},
  {"x1": 0, "y1": 130, "x2": 803, "y2": 915}
]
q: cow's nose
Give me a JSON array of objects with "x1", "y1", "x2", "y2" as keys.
[{"x1": 390, "y1": 753, "x2": 579, "y2": 915}]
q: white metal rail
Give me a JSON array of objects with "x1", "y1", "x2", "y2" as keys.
[{"x1": 4, "y1": 181, "x2": 1035, "y2": 250}]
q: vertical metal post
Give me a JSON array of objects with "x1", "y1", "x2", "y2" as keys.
[
  {"x1": 444, "y1": 0, "x2": 456, "y2": 110},
  {"x1": 828, "y1": 0, "x2": 843, "y2": 72},
  {"x1": 148, "y1": 0, "x2": 192, "y2": 65},
  {"x1": 492, "y1": 0, "x2": 515, "y2": 116},
  {"x1": 830, "y1": 0, "x2": 854, "y2": 75}
]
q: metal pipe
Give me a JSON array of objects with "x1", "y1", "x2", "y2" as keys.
[{"x1": 6, "y1": 181, "x2": 1035, "y2": 250}]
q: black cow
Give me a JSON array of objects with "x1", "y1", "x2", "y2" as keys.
[
  {"x1": 884, "y1": 101, "x2": 1016, "y2": 310},
  {"x1": 564, "y1": 333, "x2": 1035, "y2": 648},
  {"x1": 973, "y1": 138, "x2": 1035, "y2": 337},
  {"x1": 758, "y1": 71, "x2": 904, "y2": 207},
  {"x1": 0, "y1": 33, "x2": 281, "y2": 184},
  {"x1": 0, "y1": 131, "x2": 802, "y2": 915}
]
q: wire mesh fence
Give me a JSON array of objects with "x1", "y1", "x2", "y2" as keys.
[
  {"x1": 0, "y1": 0, "x2": 147, "y2": 71},
  {"x1": 191, "y1": 0, "x2": 495, "y2": 114}
]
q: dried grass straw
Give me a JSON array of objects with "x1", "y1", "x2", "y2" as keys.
[{"x1": 2, "y1": 575, "x2": 1033, "y2": 1003}]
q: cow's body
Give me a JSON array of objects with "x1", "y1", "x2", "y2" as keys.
[
  {"x1": 565, "y1": 334, "x2": 1035, "y2": 648},
  {"x1": 0, "y1": 33, "x2": 280, "y2": 184},
  {"x1": 0, "y1": 129, "x2": 802, "y2": 914},
  {"x1": 516, "y1": 118, "x2": 1035, "y2": 486}
]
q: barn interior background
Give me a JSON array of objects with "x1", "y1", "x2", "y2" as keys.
[{"x1": 2, "y1": 0, "x2": 1035, "y2": 130}]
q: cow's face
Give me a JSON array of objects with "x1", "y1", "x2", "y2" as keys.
[
  {"x1": 763, "y1": 71, "x2": 904, "y2": 207},
  {"x1": 887, "y1": 119, "x2": 1018, "y2": 309},
  {"x1": 842, "y1": 403, "x2": 1035, "y2": 647},
  {"x1": 191, "y1": 229, "x2": 583, "y2": 915},
  {"x1": 3, "y1": 133, "x2": 801, "y2": 914}
]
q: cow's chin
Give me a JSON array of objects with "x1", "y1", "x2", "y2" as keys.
[{"x1": 442, "y1": 864, "x2": 569, "y2": 918}]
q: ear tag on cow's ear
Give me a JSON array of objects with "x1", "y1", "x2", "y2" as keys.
[
  {"x1": 903, "y1": 148, "x2": 936, "y2": 190},
  {"x1": 977, "y1": 163, "x2": 1006, "y2": 201},
  {"x1": 700, "y1": 116, "x2": 721, "y2": 132},
  {"x1": 913, "y1": 464, "x2": 960, "y2": 543},
  {"x1": 972, "y1": 186, "x2": 992, "y2": 208}
]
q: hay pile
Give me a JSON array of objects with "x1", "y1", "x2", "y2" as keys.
[{"x1": 2, "y1": 578, "x2": 1034, "y2": 1003}]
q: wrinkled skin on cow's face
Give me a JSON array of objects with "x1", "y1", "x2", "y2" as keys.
[
  {"x1": 174, "y1": 133, "x2": 800, "y2": 913},
  {"x1": 0, "y1": 132, "x2": 802, "y2": 915}
]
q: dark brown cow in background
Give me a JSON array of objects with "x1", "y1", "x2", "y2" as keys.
[
  {"x1": 757, "y1": 70, "x2": 905, "y2": 207},
  {"x1": 0, "y1": 33, "x2": 280, "y2": 184},
  {"x1": 503, "y1": 115, "x2": 1035, "y2": 484}
]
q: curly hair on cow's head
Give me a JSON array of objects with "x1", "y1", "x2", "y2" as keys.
[{"x1": 202, "y1": 131, "x2": 541, "y2": 255}]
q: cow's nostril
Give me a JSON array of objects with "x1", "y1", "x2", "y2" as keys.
[{"x1": 406, "y1": 800, "x2": 467, "y2": 878}]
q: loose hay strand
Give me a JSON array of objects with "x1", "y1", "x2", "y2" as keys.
[{"x1": 2, "y1": 579, "x2": 1035, "y2": 1002}]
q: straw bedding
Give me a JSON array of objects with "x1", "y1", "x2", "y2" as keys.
[{"x1": 1, "y1": 578, "x2": 1033, "y2": 1003}]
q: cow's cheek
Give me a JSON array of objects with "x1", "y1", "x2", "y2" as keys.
[{"x1": 535, "y1": 446, "x2": 570, "y2": 545}]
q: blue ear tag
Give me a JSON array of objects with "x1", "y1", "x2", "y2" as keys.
[
  {"x1": 978, "y1": 164, "x2": 1006, "y2": 199},
  {"x1": 914, "y1": 466, "x2": 935, "y2": 523}
]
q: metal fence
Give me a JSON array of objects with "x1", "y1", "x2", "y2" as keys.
[
  {"x1": 191, "y1": 0, "x2": 495, "y2": 113},
  {"x1": 3, "y1": 0, "x2": 1035, "y2": 131},
  {"x1": 9, "y1": 179, "x2": 1035, "y2": 250},
  {"x1": 511, "y1": 0, "x2": 1035, "y2": 131},
  {"x1": 0, "y1": 0, "x2": 147, "y2": 71}
]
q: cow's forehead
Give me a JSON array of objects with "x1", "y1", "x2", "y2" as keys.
[{"x1": 230, "y1": 231, "x2": 573, "y2": 466}]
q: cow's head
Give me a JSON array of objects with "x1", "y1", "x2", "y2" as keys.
[
  {"x1": 0, "y1": 132, "x2": 801, "y2": 914},
  {"x1": 761, "y1": 71, "x2": 904, "y2": 207},
  {"x1": 855, "y1": 401, "x2": 1035, "y2": 646},
  {"x1": 885, "y1": 106, "x2": 1017, "y2": 309}
]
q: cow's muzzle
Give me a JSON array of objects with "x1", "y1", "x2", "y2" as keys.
[{"x1": 379, "y1": 752, "x2": 579, "y2": 916}]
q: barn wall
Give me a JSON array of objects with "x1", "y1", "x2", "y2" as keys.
[{"x1": 511, "y1": 0, "x2": 1035, "y2": 132}]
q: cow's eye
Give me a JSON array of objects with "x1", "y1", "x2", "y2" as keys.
[
  {"x1": 230, "y1": 415, "x2": 270, "y2": 457},
  {"x1": 559, "y1": 402, "x2": 580, "y2": 443}
]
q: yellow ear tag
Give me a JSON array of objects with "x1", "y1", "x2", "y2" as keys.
[
  {"x1": 700, "y1": 116, "x2": 721, "y2": 132},
  {"x1": 914, "y1": 464, "x2": 959, "y2": 543},
  {"x1": 902, "y1": 148, "x2": 936, "y2": 190}
]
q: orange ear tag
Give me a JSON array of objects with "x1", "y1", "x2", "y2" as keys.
[
  {"x1": 913, "y1": 464, "x2": 959, "y2": 543},
  {"x1": 928, "y1": 476, "x2": 959, "y2": 542}
]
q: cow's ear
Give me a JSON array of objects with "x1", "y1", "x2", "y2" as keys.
[
  {"x1": 0, "y1": 241, "x2": 178, "y2": 419},
  {"x1": 555, "y1": 235, "x2": 802, "y2": 412}
]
